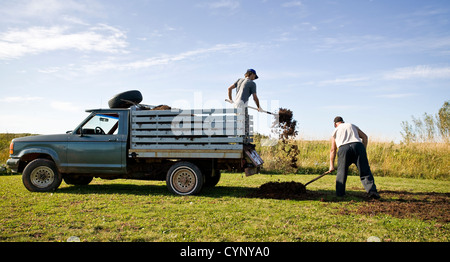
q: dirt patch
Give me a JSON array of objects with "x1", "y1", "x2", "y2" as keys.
[
  {"x1": 351, "y1": 191, "x2": 450, "y2": 223},
  {"x1": 250, "y1": 181, "x2": 309, "y2": 200},
  {"x1": 251, "y1": 184, "x2": 450, "y2": 222}
]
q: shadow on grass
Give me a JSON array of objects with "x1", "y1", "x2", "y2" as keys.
[
  {"x1": 56, "y1": 181, "x2": 371, "y2": 202},
  {"x1": 58, "y1": 182, "x2": 257, "y2": 198},
  {"x1": 58, "y1": 183, "x2": 171, "y2": 196}
]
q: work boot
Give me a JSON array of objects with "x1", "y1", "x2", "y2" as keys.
[{"x1": 368, "y1": 191, "x2": 380, "y2": 200}]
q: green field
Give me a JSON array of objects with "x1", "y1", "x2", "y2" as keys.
[
  {"x1": 1, "y1": 173, "x2": 448, "y2": 242},
  {"x1": 1, "y1": 133, "x2": 448, "y2": 242}
]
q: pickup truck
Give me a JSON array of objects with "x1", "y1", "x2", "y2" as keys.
[{"x1": 7, "y1": 91, "x2": 263, "y2": 195}]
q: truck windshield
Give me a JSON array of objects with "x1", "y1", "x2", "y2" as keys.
[{"x1": 78, "y1": 113, "x2": 119, "y2": 135}]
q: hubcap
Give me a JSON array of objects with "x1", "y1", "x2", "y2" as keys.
[
  {"x1": 30, "y1": 166, "x2": 55, "y2": 188},
  {"x1": 172, "y1": 167, "x2": 197, "y2": 193}
]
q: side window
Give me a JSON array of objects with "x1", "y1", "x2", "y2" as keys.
[{"x1": 79, "y1": 113, "x2": 120, "y2": 135}]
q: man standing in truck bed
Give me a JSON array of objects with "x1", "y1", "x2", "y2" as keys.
[
  {"x1": 328, "y1": 116, "x2": 380, "y2": 199},
  {"x1": 227, "y1": 69, "x2": 262, "y2": 111}
]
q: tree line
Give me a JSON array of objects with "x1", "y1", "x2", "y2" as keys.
[{"x1": 401, "y1": 100, "x2": 449, "y2": 143}]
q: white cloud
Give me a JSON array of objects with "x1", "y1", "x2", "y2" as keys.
[
  {"x1": 61, "y1": 15, "x2": 90, "y2": 26},
  {"x1": 300, "y1": 22, "x2": 317, "y2": 31},
  {"x1": 377, "y1": 93, "x2": 417, "y2": 99},
  {"x1": 27, "y1": 0, "x2": 85, "y2": 16},
  {"x1": 384, "y1": 65, "x2": 450, "y2": 80},
  {"x1": 50, "y1": 101, "x2": 81, "y2": 112},
  {"x1": 198, "y1": 0, "x2": 240, "y2": 15},
  {"x1": 0, "y1": 96, "x2": 43, "y2": 102},
  {"x1": 207, "y1": 0, "x2": 240, "y2": 10},
  {"x1": 82, "y1": 42, "x2": 249, "y2": 73},
  {"x1": 318, "y1": 77, "x2": 369, "y2": 86},
  {"x1": 321, "y1": 105, "x2": 359, "y2": 110},
  {"x1": 0, "y1": 0, "x2": 100, "y2": 21},
  {"x1": 0, "y1": 24, "x2": 128, "y2": 60},
  {"x1": 313, "y1": 34, "x2": 450, "y2": 55},
  {"x1": 37, "y1": 67, "x2": 61, "y2": 74},
  {"x1": 282, "y1": 1, "x2": 303, "y2": 8}
]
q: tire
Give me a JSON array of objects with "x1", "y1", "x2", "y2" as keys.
[
  {"x1": 204, "y1": 169, "x2": 221, "y2": 187},
  {"x1": 166, "y1": 161, "x2": 203, "y2": 195},
  {"x1": 22, "y1": 159, "x2": 62, "y2": 192},
  {"x1": 108, "y1": 90, "x2": 143, "y2": 109},
  {"x1": 63, "y1": 175, "x2": 93, "y2": 185}
]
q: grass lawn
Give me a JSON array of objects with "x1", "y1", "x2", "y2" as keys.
[{"x1": 0, "y1": 173, "x2": 448, "y2": 242}]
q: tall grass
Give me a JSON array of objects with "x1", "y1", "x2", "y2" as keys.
[
  {"x1": 254, "y1": 134, "x2": 449, "y2": 180},
  {"x1": 367, "y1": 141, "x2": 449, "y2": 180}
]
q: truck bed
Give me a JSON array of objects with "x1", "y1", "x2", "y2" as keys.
[{"x1": 128, "y1": 107, "x2": 253, "y2": 159}]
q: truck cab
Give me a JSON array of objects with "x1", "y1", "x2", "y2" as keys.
[{"x1": 68, "y1": 109, "x2": 128, "y2": 174}]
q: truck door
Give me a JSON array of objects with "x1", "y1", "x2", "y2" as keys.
[{"x1": 67, "y1": 111, "x2": 126, "y2": 174}]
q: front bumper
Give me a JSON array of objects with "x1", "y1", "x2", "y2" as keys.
[{"x1": 6, "y1": 158, "x2": 20, "y2": 173}]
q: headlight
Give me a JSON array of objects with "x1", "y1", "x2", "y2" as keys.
[{"x1": 9, "y1": 142, "x2": 14, "y2": 155}]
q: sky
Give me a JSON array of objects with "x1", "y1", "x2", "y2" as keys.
[{"x1": 0, "y1": 0, "x2": 449, "y2": 142}]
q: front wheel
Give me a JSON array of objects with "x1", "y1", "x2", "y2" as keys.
[
  {"x1": 166, "y1": 161, "x2": 203, "y2": 195},
  {"x1": 22, "y1": 159, "x2": 62, "y2": 192}
]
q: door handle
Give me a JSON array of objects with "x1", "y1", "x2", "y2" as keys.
[{"x1": 108, "y1": 138, "x2": 119, "y2": 142}]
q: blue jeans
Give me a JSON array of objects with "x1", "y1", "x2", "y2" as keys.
[{"x1": 336, "y1": 142, "x2": 377, "y2": 197}]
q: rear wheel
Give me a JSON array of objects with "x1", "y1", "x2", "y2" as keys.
[
  {"x1": 204, "y1": 169, "x2": 221, "y2": 187},
  {"x1": 22, "y1": 159, "x2": 62, "y2": 192},
  {"x1": 166, "y1": 162, "x2": 203, "y2": 195}
]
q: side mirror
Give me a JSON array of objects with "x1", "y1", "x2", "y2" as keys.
[{"x1": 75, "y1": 128, "x2": 84, "y2": 137}]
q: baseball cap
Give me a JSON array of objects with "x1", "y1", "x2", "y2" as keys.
[
  {"x1": 334, "y1": 116, "x2": 344, "y2": 123},
  {"x1": 246, "y1": 69, "x2": 259, "y2": 79}
]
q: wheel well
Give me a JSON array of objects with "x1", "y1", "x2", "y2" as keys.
[{"x1": 18, "y1": 154, "x2": 54, "y2": 173}]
